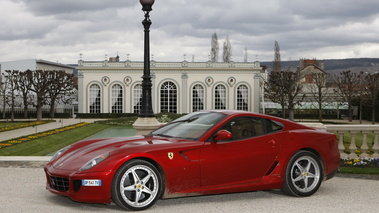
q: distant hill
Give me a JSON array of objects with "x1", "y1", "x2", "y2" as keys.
[{"x1": 262, "y1": 58, "x2": 379, "y2": 74}]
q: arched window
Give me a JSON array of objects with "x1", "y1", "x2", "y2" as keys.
[
  {"x1": 160, "y1": 82, "x2": 177, "y2": 113},
  {"x1": 89, "y1": 84, "x2": 101, "y2": 113},
  {"x1": 214, "y1": 84, "x2": 226, "y2": 109},
  {"x1": 111, "y1": 84, "x2": 123, "y2": 113},
  {"x1": 237, "y1": 85, "x2": 249, "y2": 111},
  {"x1": 133, "y1": 84, "x2": 142, "y2": 114},
  {"x1": 192, "y1": 84, "x2": 204, "y2": 112}
]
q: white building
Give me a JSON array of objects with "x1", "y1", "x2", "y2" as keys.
[
  {"x1": 1, "y1": 59, "x2": 74, "y2": 74},
  {"x1": 0, "y1": 59, "x2": 76, "y2": 117},
  {"x1": 77, "y1": 58, "x2": 263, "y2": 114}
]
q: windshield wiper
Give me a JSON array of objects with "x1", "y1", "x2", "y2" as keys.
[
  {"x1": 152, "y1": 133, "x2": 174, "y2": 138},
  {"x1": 168, "y1": 117, "x2": 199, "y2": 124}
]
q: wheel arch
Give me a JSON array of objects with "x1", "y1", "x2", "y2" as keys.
[
  {"x1": 121, "y1": 156, "x2": 167, "y2": 198},
  {"x1": 281, "y1": 148, "x2": 325, "y2": 197},
  {"x1": 295, "y1": 148, "x2": 326, "y2": 177},
  {"x1": 279, "y1": 147, "x2": 326, "y2": 178},
  {"x1": 283, "y1": 147, "x2": 326, "y2": 179}
]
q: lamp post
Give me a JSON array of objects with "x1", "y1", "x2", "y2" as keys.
[
  {"x1": 133, "y1": 0, "x2": 159, "y2": 135},
  {"x1": 139, "y1": 0, "x2": 154, "y2": 118}
]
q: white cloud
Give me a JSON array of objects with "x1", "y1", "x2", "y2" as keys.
[{"x1": 1, "y1": 0, "x2": 379, "y2": 64}]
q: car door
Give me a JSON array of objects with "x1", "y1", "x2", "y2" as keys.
[{"x1": 199, "y1": 116, "x2": 281, "y2": 188}]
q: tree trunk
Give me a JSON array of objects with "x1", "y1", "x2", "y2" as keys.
[
  {"x1": 372, "y1": 107, "x2": 376, "y2": 124},
  {"x1": 2, "y1": 90, "x2": 5, "y2": 119},
  {"x1": 36, "y1": 106, "x2": 42, "y2": 121},
  {"x1": 348, "y1": 101, "x2": 353, "y2": 122},
  {"x1": 50, "y1": 99, "x2": 56, "y2": 119},
  {"x1": 318, "y1": 104, "x2": 323, "y2": 122},
  {"x1": 36, "y1": 97, "x2": 43, "y2": 121},
  {"x1": 288, "y1": 104, "x2": 294, "y2": 121},
  {"x1": 23, "y1": 98, "x2": 28, "y2": 118},
  {"x1": 10, "y1": 96, "x2": 15, "y2": 121}
]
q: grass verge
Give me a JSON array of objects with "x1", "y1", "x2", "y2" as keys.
[
  {"x1": 0, "y1": 123, "x2": 110, "y2": 156},
  {"x1": 0, "y1": 120, "x2": 53, "y2": 132},
  {"x1": 339, "y1": 167, "x2": 379, "y2": 175}
]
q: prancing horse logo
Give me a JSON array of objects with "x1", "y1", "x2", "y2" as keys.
[{"x1": 168, "y1": 152, "x2": 174, "y2": 160}]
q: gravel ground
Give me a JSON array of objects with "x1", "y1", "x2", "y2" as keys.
[{"x1": 0, "y1": 165, "x2": 378, "y2": 213}]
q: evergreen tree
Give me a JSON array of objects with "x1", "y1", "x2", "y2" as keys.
[
  {"x1": 210, "y1": 33, "x2": 219, "y2": 62},
  {"x1": 273, "y1": 41, "x2": 282, "y2": 71},
  {"x1": 223, "y1": 36, "x2": 232, "y2": 62}
]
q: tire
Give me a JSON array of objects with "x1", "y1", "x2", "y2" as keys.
[
  {"x1": 281, "y1": 150, "x2": 323, "y2": 197},
  {"x1": 111, "y1": 159, "x2": 163, "y2": 211}
]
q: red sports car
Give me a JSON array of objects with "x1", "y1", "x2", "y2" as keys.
[{"x1": 44, "y1": 110, "x2": 340, "y2": 211}]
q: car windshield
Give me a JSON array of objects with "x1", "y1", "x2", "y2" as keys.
[{"x1": 150, "y1": 112, "x2": 227, "y2": 140}]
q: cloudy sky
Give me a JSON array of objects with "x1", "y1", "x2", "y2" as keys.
[{"x1": 1, "y1": 0, "x2": 379, "y2": 64}]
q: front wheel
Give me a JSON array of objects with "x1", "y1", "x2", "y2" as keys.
[
  {"x1": 281, "y1": 151, "x2": 323, "y2": 197},
  {"x1": 112, "y1": 159, "x2": 163, "y2": 211}
]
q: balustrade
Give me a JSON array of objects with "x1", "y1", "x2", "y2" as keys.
[{"x1": 325, "y1": 125, "x2": 379, "y2": 158}]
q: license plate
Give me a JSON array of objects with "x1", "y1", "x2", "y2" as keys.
[{"x1": 82, "y1": 179, "x2": 102, "y2": 186}]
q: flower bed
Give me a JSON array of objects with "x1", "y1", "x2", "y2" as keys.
[
  {"x1": 0, "y1": 121, "x2": 51, "y2": 132},
  {"x1": 340, "y1": 158, "x2": 379, "y2": 168},
  {"x1": 0, "y1": 122, "x2": 90, "y2": 149}
]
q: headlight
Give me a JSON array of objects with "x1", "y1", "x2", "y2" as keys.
[
  {"x1": 80, "y1": 153, "x2": 109, "y2": 171},
  {"x1": 50, "y1": 145, "x2": 72, "y2": 162}
]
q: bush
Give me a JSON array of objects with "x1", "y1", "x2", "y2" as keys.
[
  {"x1": 93, "y1": 112, "x2": 187, "y2": 126},
  {"x1": 1, "y1": 112, "x2": 71, "y2": 119},
  {"x1": 76, "y1": 113, "x2": 138, "y2": 119}
]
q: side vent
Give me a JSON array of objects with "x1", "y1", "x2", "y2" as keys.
[{"x1": 265, "y1": 161, "x2": 279, "y2": 176}]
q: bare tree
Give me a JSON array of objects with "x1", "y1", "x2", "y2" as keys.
[
  {"x1": 0, "y1": 76, "x2": 9, "y2": 119},
  {"x1": 46, "y1": 71, "x2": 75, "y2": 118},
  {"x1": 26, "y1": 70, "x2": 53, "y2": 121},
  {"x1": 266, "y1": 67, "x2": 303, "y2": 120},
  {"x1": 363, "y1": 72, "x2": 379, "y2": 124},
  {"x1": 306, "y1": 73, "x2": 331, "y2": 121},
  {"x1": 334, "y1": 70, "x2": 363, "y2": 122},
  {"x1": 17, "y1": 71, "x2": 33, "y2": 118},
  {"x1": 285, "y1": 69, "x2": 304, "y2": 120},
  {"x1": 265, "y1": 70, "x2": 287, "y2": 118},
  {"x1": 222, "y1": 36, "x2": 232, "y2": 62},
  {"x1": 210, "y1": 32, "x2": 219, "y2": 63},
  {"x1": 3, "y1": 70, "x2": 20, "y2": 121},
  {"x1": 272, "y1": 41, "x2": 281, "y2": 72}
]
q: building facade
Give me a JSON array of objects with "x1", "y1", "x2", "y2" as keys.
[
  {"x1": 0, "y1": 59, "x2": 74, "y2": 74},
  {"x1": 77, "y1": 59, "x2": 263, "y2": 114}
]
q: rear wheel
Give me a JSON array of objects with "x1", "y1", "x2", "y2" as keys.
[
  {"x1": 281, "y1": 151, "x2": 323, "y2": 197},
  {"x1": 112, "y1": 159, "x2": 162, "y2": 211}
]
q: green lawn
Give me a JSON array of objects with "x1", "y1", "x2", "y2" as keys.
[
  {"x1": 339, "y1": 167, "x2": 379, "y2": 175},
  {"x1": 0, "y1": 123, "x2": 110, "y2": 156}
]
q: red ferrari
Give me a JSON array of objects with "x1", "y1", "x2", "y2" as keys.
[{"x1": 44, "y1": 110, "x2": 340, "y2": 211}]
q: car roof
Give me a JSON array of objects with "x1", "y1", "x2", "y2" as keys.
[{"x1": 200, "y1": 110, "x2": 313, "y2": 130}]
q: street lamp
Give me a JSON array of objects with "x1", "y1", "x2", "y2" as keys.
[
  {"x1": 139, "y1": 0, "x2": 155, "y2": 118},
  {"x1": 133, "y1": 0, "x2": 159, "y2": 135}
]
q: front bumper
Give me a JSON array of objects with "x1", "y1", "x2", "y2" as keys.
[{"x1": 44, "y1": 164, "x2": 115, "y2": 204}]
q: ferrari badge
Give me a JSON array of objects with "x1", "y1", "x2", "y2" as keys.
[{"x1": 168, "y1": 152, "x2": 174, "y2": 160}]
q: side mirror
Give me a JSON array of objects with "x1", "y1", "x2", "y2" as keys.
[{"x1": 213, "y1": 130, "x2": 232, "y2": 142}]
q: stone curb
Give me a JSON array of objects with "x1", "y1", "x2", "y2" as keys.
[{"x1": 0, "y1": 156, "x2": 50, "y2": 168}]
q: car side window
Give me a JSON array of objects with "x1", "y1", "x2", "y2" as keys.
[
  {"x1": 213, "y1": 116, "x2": 283, "y2": 142},
  {"x1": 265, "y1": 119, "x2": 283, "y2": 133}
]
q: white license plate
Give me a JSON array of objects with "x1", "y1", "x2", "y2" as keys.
[{"x1": 82, "y1": 179, "x2": 102, "y2": 186}]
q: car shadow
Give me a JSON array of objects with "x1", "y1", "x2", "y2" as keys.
[{"x1": 45, "y1": 189, "x2": 286, "y2": 212}]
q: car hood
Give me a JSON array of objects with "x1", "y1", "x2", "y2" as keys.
[{"x1": 51, "y1": 135, "x2": 201, "y2": 171}]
